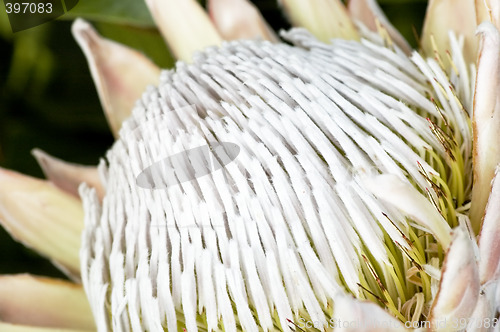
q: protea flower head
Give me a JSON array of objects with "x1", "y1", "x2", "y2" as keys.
[{"x1": 1, "y1": 0, "x2": 500, "y2": 331}]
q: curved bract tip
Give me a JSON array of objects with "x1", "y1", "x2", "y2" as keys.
[
  {"x1": 32, "y1": 148, "x2": 104, "y2": 200},
  {"x1": 278, "y1": 0, "x2": 359, "y2": 42},
  {"x1": 144, "y1": 0, "x2": 222, "y2": 62},
  {"x1": 0, "y1": 167, "x2": 83, "y2": 279},
  {"x1": 71, "y1": 19, "x2": 160, "y2": 137},
  {"x1": 208, "y1": 0, "x2": 278, "y2": 42},
  {"x1": 0, "y1": 274, "x2": 95, "y2": 331}
]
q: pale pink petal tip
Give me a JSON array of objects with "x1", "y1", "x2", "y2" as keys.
[{"x1": 71, "y1": 18, "x2": 160, "y2": 136}]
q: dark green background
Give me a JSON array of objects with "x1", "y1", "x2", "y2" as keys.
[{"x1": 0, "y1": 0, "x2": 428, "y2": 279}]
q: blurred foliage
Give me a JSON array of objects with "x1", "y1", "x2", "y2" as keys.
[
  {"x1": 94, "y1": 21, "x2": 174, "y2": 68},
  {"x1": 0, "y1": 0, "x2": 427, "y2": 278},
  {"x1": 63, "y1": 0, "x2": 155, "y2": 27}
]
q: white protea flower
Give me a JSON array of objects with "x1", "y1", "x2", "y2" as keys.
[
  {"x1": 1, "y1": 0, "x2": 500, "y2": 331},
  {"x1": 77, "y1": 27, "x2": 485, "y2": 330}
]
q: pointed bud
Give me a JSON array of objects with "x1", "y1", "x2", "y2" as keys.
[
  {"x1": 278, "y1": 0, "x2": 359, "y2": 42},
  {"x1": 478, "y1": 166, "x2": 500, "y2": 284},
  {"x1": 208, "y1": 0, "x2": 278, "y2": 41},
  {"x1": 32, "y1": 149, "x2": 104, "y2": 200},
  {"x1": 430, "y1": 227, "x2": 480, "y2": 330},
  {"x1": 145, "y1": 0, "x2": 222, "y2": 62},
  {"x1": 347, "y1": 0, "x2": 411, "y2": 54},
  {"x1": 470, "y1": 23, "x2": 500, "y2": 233},
  {"x1": 0, "y1": 274, "x2": 94, "y2": 330},
  {"x1": 333, "y1": 295, "x2": 406, "y2": 331},
  {"x1": 0, "y1": 168, "x2": 83, "y2": 278},
  {"x1": 421, "y1": 0, "x2": 478, "y2": 65},
  {"x1": 72, "y1": 19, "x2": 161, "y2": 137}
]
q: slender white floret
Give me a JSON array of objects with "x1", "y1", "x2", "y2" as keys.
[
  {"x1": 79, "y1": 29, "x2": 475, "y2": 330},
  {"x1": 365, "y1": 174, "x2": 452, "y2": 249}
]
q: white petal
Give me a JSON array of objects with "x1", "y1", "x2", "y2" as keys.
[
  {"x1": 145, "y1": 0, "x2": 222, "y2": 62},
  {"x1": 470, "y1": 23, "x2": 500, "y2": 232},
  {"x1": 365, "y1": 174, "x2": 452, "y2": 249},
  {"x1": 208, "y1": 0, "x2": 277, "y2": 41},
  {"x1": 469, "y1": 280, "x2": 498, "y2": 332},
  {"x1": 333, "y1": 295, "x2": 406, "y2": 331},
  {"x1": 478, "y1": 165, "x2": 500, "y2": 284},
  {"x1": 430, "y1": 227, "x2": 480, "y2": 329}
]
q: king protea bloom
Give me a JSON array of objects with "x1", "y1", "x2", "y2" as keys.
[{"x1": 1, "y1": 0, "x2": 500, "y2": 331}]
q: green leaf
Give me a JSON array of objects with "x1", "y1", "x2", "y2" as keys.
[{"x1": 62, "y1": 0, "x2": 155, "y2": 27}]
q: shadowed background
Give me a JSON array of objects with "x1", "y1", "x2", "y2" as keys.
[{"x1": 0, "y1": 0, "x2": 427, "y2": 279}]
